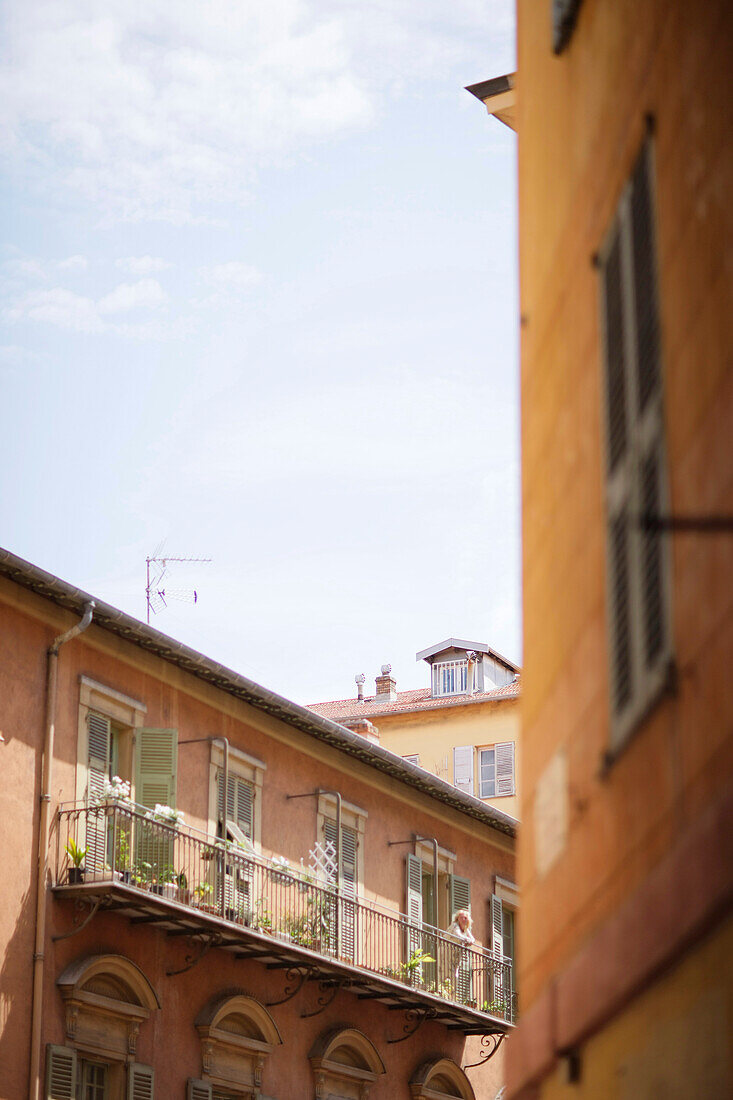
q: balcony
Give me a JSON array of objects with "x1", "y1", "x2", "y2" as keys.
[{"x1": 54, "y1": 804, "x2": 514, "y2": 1036}]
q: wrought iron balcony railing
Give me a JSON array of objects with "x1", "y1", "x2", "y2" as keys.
[{"x1": 54, "y1": 803, "x2": 515, "y2": 1025}]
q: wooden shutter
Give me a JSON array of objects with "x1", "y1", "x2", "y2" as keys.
[
  {"x1": 448, "y1": 874, "x2": 471, "y2": 920},
  {"x1": 406, "y1": 854, "x2": 423, "y2": 959},
  {"x1": 453, "y1": 746, "x2": 474, "y2": 795},
  {"x1": 630, "y1": 145, "x2": 661, "y2": 414},
  {"x1": 45, "y1": 1045, "x2": 77, "y2": 1100},
  {"x1": 340, "y1": 826, "x2": 357, "y2": 961},
  {"x1": 490, "y1": 894, "x2": 504, "y2": 958},
  {"x1": 601, "y1": 221, "x2": 635, "y2": 718},
  {"x1": 187, "y1": 1081, "x2": 212, "y2": 1100},
  {"x1": 495, "y1": 742, "x2": 515, "y2": 797},
  {"x1": 86, "y1": 713, "x2": 111, "y2": 873},
  {"x1": 136, "y1": 728, "x2": 177, "y2": 810},
  {"x1": 128, "y1": 1063, "x2": 154, "y2": 1100},
  {"x1": 218, "y1": 772, "x2": 253, "y2": 839},
  {"x1": 323, "y1": 818, "x2": 338, "y2": 885},
  {"x1": 135, "y1": 728, "x2": 178, "y2": 877}
]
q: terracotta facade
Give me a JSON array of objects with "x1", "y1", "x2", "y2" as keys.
[{"x1": 0, "y1": 556, "x2": 516, "y2": 1099}]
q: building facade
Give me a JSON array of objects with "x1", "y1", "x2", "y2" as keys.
[
  {"x1": 309, "y1": 640, "x2": 521, "y2": 820},
  {"x1": 473, "y1": 1, "x2": 733, "y2": 1097},
  {"x1": 0, "y1": 550, "x2": 517, "y2": 1100}
]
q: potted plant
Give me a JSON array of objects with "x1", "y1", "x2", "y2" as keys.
[
  {"x1": 132, "y1": 861, "x2": 152, "y2": 890},
  {"x1": 97, "y1": 776, "x2": 132, "y2": 815},
  {"x1": 65, "y1": 839, "x2": 87, "y2": 885},
  {"x1": 193, "y1": 882, "x2": 215, "y2": 911},
  {"x1": 114, "y1": 830, "x2": 132, "y2": 884},
  {"x1": 176, "y1": 870, "x2": 191, "y2": 905},
  {"x1": 151, "y1": 865, "x2": 178, "y2": 899}
]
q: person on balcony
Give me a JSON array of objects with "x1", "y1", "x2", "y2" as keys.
[{"x1": 448, "y1": 909, "x2": 476, "y2": 1004}]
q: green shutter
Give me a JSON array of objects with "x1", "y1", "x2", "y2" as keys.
[
  {"x1": 135, "y1": 728, "x2": 177, "y2": 810},
  {"x1": 46, "y1": 1045, "x2": 77, "y2": 1100},
  {"x1": 448, "y1": 874, "x2": 471, "y2": 920},
  {"x1": 135, "y1": 728, "x2": 178, "y2": 878},
  {"x1": 187, "y1": 1082, "x2": 212, "y2": 1100},
  {"x1": 218, "y1": 772, "x2": 253, "y2": 839},
  {"x1": 490, "y1": 894, "x2": 504, "y2": 957},
  {"x1": 406, "y1": 854, "x2": 423, "y2": 962},
  {"x1": 128, "y1": 1063, "x2": 154, "y2": 1100},
  {"x1": 86, "y1": 713, "x2": 111, "y2": 873}
]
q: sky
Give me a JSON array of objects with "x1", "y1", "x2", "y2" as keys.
[{"x1": 0, "y1": 0, "x2": 519, "y2": 706}]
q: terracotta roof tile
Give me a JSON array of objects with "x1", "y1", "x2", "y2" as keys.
[{"x1": 308, "y1": 680, "x2": 520, "y2": 721}]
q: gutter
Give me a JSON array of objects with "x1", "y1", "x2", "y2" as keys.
[
  {"x1": 29, "y1": 600, "x2": 94, "y2": 1100},
  {"x1": 0, "y1": 547, "x2": 516, "y2": 839}
]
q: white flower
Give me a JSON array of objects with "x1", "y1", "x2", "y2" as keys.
[
  {"x1": 98, "y1": 776, "x2": 131, "y2": 803},
  {"x1": 150, "y1": 804, "x2": 184, "y2": 826}
]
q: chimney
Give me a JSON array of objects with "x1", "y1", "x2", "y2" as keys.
[
  {"x1": 355, "y1": 673, "x2": 366, "y2": 702},
  {"x1": 375, "y1": 663, "x2": 397, "y2": 702}
]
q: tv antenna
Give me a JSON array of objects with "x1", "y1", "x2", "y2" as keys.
[{"x1": 145, "y1": 546, "x2": 212, "y2": 624}]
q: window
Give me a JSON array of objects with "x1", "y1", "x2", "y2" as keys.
[
  {"x1": 80, "y1": 1060, "x2": 107, "y2": 1100},
  {"x1": 49, "y1": 955, "x2": 158, "y2": 1100},
  {"x1": 208, "y1": 743, "x2": 264, "y2": 853},
  {"x1": 479, "y1": 742, "x2": 515, "y2": 798},
  {"x1": 433, "y1": 660, "x2": 468, "y2": 696},
  {"x1": 317, "y1": 793, "x2": 366, "y2": 964},
  {"x1": 599, "y1": 138, "x2": 672, "y2": 751}
]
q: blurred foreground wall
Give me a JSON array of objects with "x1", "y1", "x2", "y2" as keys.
[{"x1": 509, "y1": 1, "x2": 733, "y2": 1096}]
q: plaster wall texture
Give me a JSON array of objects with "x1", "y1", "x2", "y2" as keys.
[
  {"x1": 376, "y1": 699, "x2": 521, "y2": 820},
  {"x1": 511, "y1": 0, "x2": 733, "y2": 1093}
]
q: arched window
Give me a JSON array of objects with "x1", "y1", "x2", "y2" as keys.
[
  {"x1": 409, "y1": 1057, "x2": 476, "y2": 1100},
  {"x1": 189, "y1": 993, "x2": 282, "y2": 1099},
  {"x1": 48, "y1": 954, "x2": 159, "y2": 1098},
  {"x1": 308, "y1": 1027, "x2": 385, "y2": 1099}
]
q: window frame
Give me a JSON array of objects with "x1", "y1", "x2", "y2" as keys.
[
  {"x1": 75, "y1": 676, "x2": 147, "y2": 807},
  {"x1": 598, "y1": 137, "x2": 674, "y2": 757},
  {"x1": 207, "y1": 743, "x2": 265, "y2": 854},
  {"x1": 316, "y1": 792, "x2": 366, "y2": 897}
]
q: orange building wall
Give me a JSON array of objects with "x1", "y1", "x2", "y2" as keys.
[
  {"x1": 0, "y1": 579, "x2": 513, "y2": 1098},
  {"x1": 512, "y1": 0, "x2": 732, "y2": 1093}
]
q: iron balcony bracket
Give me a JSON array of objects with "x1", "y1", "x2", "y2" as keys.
[
  {"x1": 165, "y1": 931, "x2": 223, "y2": 977},
  {"x1": 463, "y1": 1031, "x2": 506, "y2": 1069},
  {"x1": 386, "y1": 1006, "x2": 439, "y2": 1044}
]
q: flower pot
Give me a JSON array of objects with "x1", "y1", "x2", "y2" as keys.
[{"x1": 67, "y1": 867, "x2": 85, "y2": 885}]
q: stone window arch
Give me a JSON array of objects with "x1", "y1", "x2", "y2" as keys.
[
  {"x1": 308, "y1": 1027, "x2": 385, "y2": 1099},
  {"x1": 409, "y1": 1057, "x2": 476, "y2": 1100},
  {"x1": 57, "y1": 953, "x2": 160, "y2": 1061},
  {"x1": 193, "y1": 993, "x2": 282, "y2": 1097}
]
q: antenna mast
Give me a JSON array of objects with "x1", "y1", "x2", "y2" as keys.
[{"x1": 145, "y1": 550, "x2": 212, "y2": 624}]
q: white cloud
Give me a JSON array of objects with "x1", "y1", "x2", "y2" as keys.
[
  {"x1": 0, "y1": 0, "x2": 511, "y2": 223},
  {"x1": 116, "y1": 256, "x2": 172, "y2": 275},
  {"x1": 3, "y1": 287, "x2": 103, "y2": 333},
  {"x1": 3, "y1": 279, "x2": 167, "y2": 333},
  {"x1": 57, "y1": 254, "x2": 87, "y2": 271},
  {"x1": 203, "y1": 261, "x2": 262, "y2": 291},
  {"x1": 98, "y1": 278, "x2": 167, "y2": 315}
]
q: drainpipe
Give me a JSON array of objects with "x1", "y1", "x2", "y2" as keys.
[{"x1": 29, "y1": 601, "x2": 95, "y2": 1100}]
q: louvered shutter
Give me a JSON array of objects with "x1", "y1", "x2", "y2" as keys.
[
  {"x1": 340, "y1": 826, "x2": 357, "y2": 961},
  {"x1": 406, "y1": 854, "x2": 423, "y2": 961},
  {"x1": 630, "y1": 145, "x2": 661, "y2": 414},
  {"x1": 45, "y1": 1044, "x2": 77, "y2": 1100},
  {"x1": 448, "y1": 874, "x2": 471, "y2": 920},
  {"x1": 495, "y1": 742, "x2": 515, "y2": 797},
  {"x1": 490, "y1": 894, "x2": 504, "y2": 958},
  {"x1": 135, "y1": 728, "x2": 178, "y2": 877},
  {"x1": 601, "y1": 138, "x2": 669, "y2": 745},
  {"x1": 128, "y1": 1063, "x2": 154, "y2": 1100},
  {"x1": 601, "y1": 222, "x2": 635, "y2": 718},
  {"x1": 453, "y1": 746, "x2": 474, "y2": 795},
  {"x1": 187, "y1": 1081, "x2": 212, "y2": 1100},
  {"x1": 489, "y1": 894, "x2": 506, "y2": 1009},
  {"x1": 86, "y1": 713, "x2": 111, "y2": 873},
  {"x1": 217, "y1": 772, "x2": 253, "y2": 839},
  {"x1": 323, "y1": 818, "x2": 338, "y2": 885}
]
